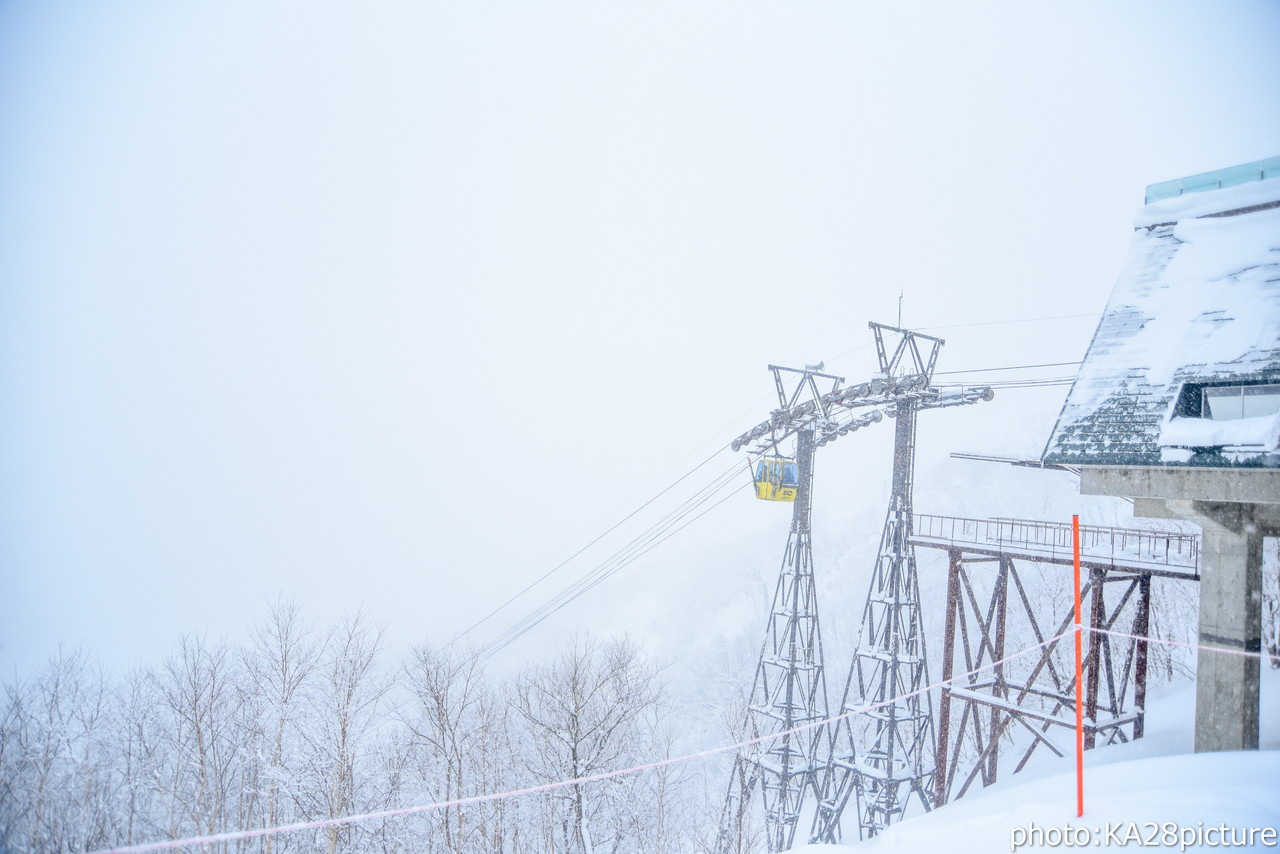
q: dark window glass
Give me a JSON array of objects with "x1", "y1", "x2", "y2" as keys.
[{"x1": 1201, "y1": 383, "x2": 1280, "y2": 421}]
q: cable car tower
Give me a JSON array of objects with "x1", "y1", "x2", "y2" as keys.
[
  {"x1": 718, "y1": 363, "x2": 887, "y2": 854},
  {"x1": 718, "y1": 325, "x2": 993, "y2": 851},
  {"x1": 810, "y1": 323, "x2": 993, "y2": 843}
]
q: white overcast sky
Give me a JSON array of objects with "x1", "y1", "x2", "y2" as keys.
[{"x1": 2, "y1": 2, "x2": 1278, "y2": 678}]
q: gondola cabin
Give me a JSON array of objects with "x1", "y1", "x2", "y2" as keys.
[{"x1": 754, "y1": 457, "x2": 799, "y2": 502}]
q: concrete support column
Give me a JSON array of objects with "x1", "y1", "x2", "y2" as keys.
[
  {"x1": 1082, "y1": 468, "x2": 1278, "y2": 755},
  {"x1": 1193, "y1": 519, "x2": 1262, "y2": 752}
]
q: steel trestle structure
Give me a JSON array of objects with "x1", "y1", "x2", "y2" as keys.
[{"x1": 914, "y1": 515, "x2": 1200, "y2": 806}]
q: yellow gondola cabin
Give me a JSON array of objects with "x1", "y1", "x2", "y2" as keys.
[{"x1": 754, "y1": 457, "x2": 800, "y2": 502}]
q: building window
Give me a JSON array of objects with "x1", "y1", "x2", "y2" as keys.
[{"x1": 1200, "y1": 383, "x2": 1280, "y2": 421}]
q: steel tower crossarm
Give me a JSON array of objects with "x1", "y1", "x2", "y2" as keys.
[
  {"x1": 813, "y1": 400, "x2": 934, "y2": 842},
  {"x1": 722, "y1": 336, "x2": 993, "y2": 851},
  {"x1": 718, "y1": 372, "x2": 834, "y2": 854},
  {"x1": 810, "y1": 323, "x2": 994, "y2": 844}
]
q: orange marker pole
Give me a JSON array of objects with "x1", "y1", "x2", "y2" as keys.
[{"x1": 1073, "y1": 514, "x2": 1084, "y2": 817}]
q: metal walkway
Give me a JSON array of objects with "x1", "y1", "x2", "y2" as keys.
[{"x1": 912, "y1": 514, "x2": 1199, "y2": 579}]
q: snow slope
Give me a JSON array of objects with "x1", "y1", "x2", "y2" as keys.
[{"x1": 787, "y1": 666, "x2": 1280, "y2": 853}]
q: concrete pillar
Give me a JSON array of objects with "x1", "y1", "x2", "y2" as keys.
[
  {"x1": 1189, "y1": 509, "x2": 1262, "y2": 752},
  {"x1": 1081, "y1": 469, "x2": 1276, "y2": 754}
]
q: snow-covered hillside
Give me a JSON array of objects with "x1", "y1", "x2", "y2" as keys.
[{"x1": 789, "y1": 666, "x2": 1280, "y2": 853}]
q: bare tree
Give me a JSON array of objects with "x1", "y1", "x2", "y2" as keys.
[
  {"x1": 1, "y1": 621, "x2": 697, "y2": 854},
  {"x1": 0, "y1": 674, "x2": 22, "y2": 853},
  {"x1": 295, "y1": 612, "x2": 390, "y2": 854},
  {"x1": 0, "y1": 648, "x2": 118, "y2": 853},
  {"x1": 400, "y1": 644, "x2": 516, "y2": 853},
  {"x1": 508, "y1": 635, "x2": 662, "y2": 854},
  {"x1": 242, "y1": 598, "x2": 322, "y2": 854},
  {"x1": 613, "y1": 711, "x2": 696, "y2": 854},
  {"x1": 704, "y1": 678, "x2": 764, "y2": 854},
  {"x1": 153, "y1": 635, "x2": 245, "y2": 851},
  {"x1": 117, "y1": 666, "x2": 169, "y2": 849}
]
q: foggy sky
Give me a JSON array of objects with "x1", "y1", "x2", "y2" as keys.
[{"x1": 2, "y1": 1, "x2": 1278, "y2": 678}]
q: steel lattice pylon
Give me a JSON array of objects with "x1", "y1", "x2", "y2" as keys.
[
  {"x1": 718, "y1": 371, "x2": 838, "y2": 854},
  {"x1": 812, "y1": 400, "x2": 935, "y2": 841},
  {"x1": 721, "y1": 327, "x2": 993, "y2": 851},
  {"x1": 811, "y1": 324, "x2": 990, "y2": 844}
]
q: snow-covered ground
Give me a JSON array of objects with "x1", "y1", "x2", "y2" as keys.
[{"x1": 789, "y1": 665, "x2": 1280, "y2": 852}]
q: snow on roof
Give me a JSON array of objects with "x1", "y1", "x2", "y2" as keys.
[{"x1": 1043, "y1": 169, "x2": 1280, "y2": 468}]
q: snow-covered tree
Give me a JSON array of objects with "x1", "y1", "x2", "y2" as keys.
[
  {"x1": 507, "y1": 635, "x2": 663, "y2": 854},
  {"x1": 294, "y1": 612, "x2": 391, "y2": 854},
  {"x1": 153, "y1": 634, "x2": 248, "y2": 851},
  {"x1": 0, "y1": 648, "x2": 122, "y2": 853},
  {"x1": 400, "y1": 644, "x2": 517, "y2": 853},
  {"x1": 241, "y1": 598, "x2": 323, "y2": 854}
]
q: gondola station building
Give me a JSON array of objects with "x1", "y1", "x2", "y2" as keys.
[{"x1": 1043, "y1": 157, "x2": 1280, "y2": 753}]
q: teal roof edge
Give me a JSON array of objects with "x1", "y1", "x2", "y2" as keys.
[{"x1": 1145, "y1": 155, "x2": 1280, "y2": 204}]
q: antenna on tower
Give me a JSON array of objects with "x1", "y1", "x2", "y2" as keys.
[
  {"x1": 809, "y1": 321, "x2": 994, "y2": 844},
  {"x1": 719, "y1": 329, "x2": 993, "y2": 852}
]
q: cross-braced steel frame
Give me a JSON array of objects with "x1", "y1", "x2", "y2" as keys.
[
  {"x1": 718, "y1": 430, "x2": 830, "y2": 854},
  {"x1": 914, "y1": 516, "x2": 1200, "y2": 806},
  {"x1": 811, "y1": 324, "x2": 993, "y2": 844},
  {"x1": 819, "y1": 408, "x2": 936, "y2": 841},
  {"x1": 720, "y1": 364, "x2": 853, "y2": 854},
  {"x1": 722, "y1": 328, "x2": 993, "y2": 852}
]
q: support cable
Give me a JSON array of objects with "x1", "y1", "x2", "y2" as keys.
[
  {"x1": 453, "y1": 391, "x2": 784, "y2": 645},
  {"x1": 479, "y1": 482, "x2": 744, "y2": 660},
  {"x1": 934, "y1": 361, "x2": 1082, "y2": 375},
  {"x1": 914, "y1": 312, "x2": 1100, "y2": 331},
  {"x1": 453, "y1": 444, "x2": 735, "y2": 643},
  {"x1": 478, "y1": 456, "x2": 753, "y2": 659}
]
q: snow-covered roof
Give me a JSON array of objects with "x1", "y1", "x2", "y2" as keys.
[{"x1": 1043, "y1": 165, "x2": 1280, "y2": 468}]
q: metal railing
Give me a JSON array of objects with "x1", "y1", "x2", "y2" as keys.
[{"x1": 912, "y1": 514, "x2": 1199, "y2": 572}]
